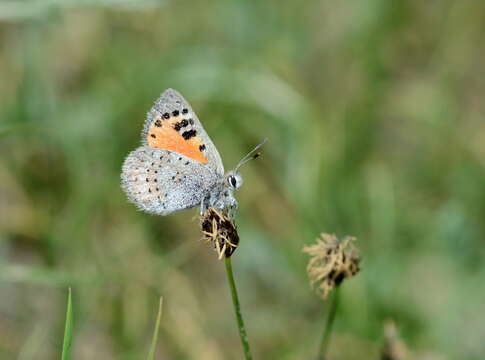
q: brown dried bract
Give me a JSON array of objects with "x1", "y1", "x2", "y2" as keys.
[
  {"x1": 303, "y1": 233, "x2": 360, "y2": 299},
  {"x1": 200, "y1": 208, "x2": 239, "y2": 259}
]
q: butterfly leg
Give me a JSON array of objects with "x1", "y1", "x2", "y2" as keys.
[
  {"x1": 226, "y1": 204, "x2": 238, "y2": 220},
  {"x1": 200, "y1": 193, "x2": 211, "y2": 215}
]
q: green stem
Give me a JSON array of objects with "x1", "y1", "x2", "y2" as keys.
[
  {"x1": 317, "y1": 288, "x2": 340, "y2": 360},
  {"x1": 224, "y1": 257, "x2": 253, "y2": 360}
]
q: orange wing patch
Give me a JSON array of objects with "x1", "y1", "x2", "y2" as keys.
[{"x1": 147, "y1": 116, "x2": 208, "y2": 164}]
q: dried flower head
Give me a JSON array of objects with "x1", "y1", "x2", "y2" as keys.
[
  {"x1": 381, "y1": 320, "x2": 409, "y2": 360},
  {"x1": 200, "y1": 208, "x2": 239, "y2": 259},
  {"x1": 303, "y1": 233, "x2": 360, "y2": 299}
]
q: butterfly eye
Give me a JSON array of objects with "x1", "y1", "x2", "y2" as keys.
[{"x1": 229, "y1": 176, "x2": 237, "y2": 188}]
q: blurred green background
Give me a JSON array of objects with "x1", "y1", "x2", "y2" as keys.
[{"x1": 1, "y1": 1, "x2": 485, "y2": 359}]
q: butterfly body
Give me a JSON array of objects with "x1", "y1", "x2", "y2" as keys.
[
  {"x1": 121, "y1": 89, "x2": 242, "y2": 216},
  {"x1": 203, "y1": 179, "x2": 238, "y2": 214}
]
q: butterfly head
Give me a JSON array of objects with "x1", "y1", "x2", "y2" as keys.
[{"x1": 225, "y1": 171, "x2": 243, "y2": 190}]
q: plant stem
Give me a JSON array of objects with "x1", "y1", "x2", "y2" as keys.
[
  {"x1": 224, "y1": 257, "x2": 253, "y2": 360},
  {"x1": 317, "y1": 288, "x2": 340, "y2": 360}
]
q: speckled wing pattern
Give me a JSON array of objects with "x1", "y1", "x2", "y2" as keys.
[{"x1": 121, "y1": 89, "x2": 224, "y2": 215}]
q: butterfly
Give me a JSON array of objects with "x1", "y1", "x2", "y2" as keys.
[{"x1": 121, "y1": 89, "x2": 265, "y2": 217}]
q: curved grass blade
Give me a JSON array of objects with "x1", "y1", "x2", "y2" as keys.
[
  {"x1": 146, "y1": 296, "x2": 164, "y2": 360},
  {"x1": 61, "y1": 288, "x2": 73, "y2": 360}
]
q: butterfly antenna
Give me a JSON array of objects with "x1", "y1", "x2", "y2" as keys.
[{"x1": 235, "y1": 138, "x2": 268, "y2": 172}]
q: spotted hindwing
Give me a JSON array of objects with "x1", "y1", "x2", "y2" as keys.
[{"x1": 121, "y1": 147, "x2": 219, "y2": 215}]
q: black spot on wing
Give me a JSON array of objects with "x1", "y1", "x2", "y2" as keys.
[
  {"x1": 182, "y1": 129, "x2": 197, "y2": 140},
  {"x1": 173, "y1": 119, "x2": 189, "y2": 131}
]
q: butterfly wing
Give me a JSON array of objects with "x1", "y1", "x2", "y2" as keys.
[
  {"x1": 121, "y1": 146, "x2": 219, "y2": 215},
  {"x1": 142, "y1": 88, "x2": 224, "y2": 176},
  {"x1": 121, "y1": 89, "x2": 225, "y2": 215}
]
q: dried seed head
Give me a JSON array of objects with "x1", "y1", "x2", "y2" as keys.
[
  {"x1": 302, "y1": 233, "x2": 360, "y2": 299},
  {"x1": 200, "y1": 208, "x2": 239, "y2": 259}
]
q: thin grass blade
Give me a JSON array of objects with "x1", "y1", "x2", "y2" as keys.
[
  {"x1": 146, "y1": 296, "x2": 164, "y2": 360},
  {"x1": 61, "y1": 287, "x2": 73, "y2": 360}
]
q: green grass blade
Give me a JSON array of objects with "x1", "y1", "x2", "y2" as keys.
[
  {"x1": 61, "y1": 288, "x2": 73, "y2": 360},
  {"x1": 147, "y1": 296, "x2": 163, "y2": 360},
  {"x1": 146, "y1": 297, "x2": 164, "y2": 360}
]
